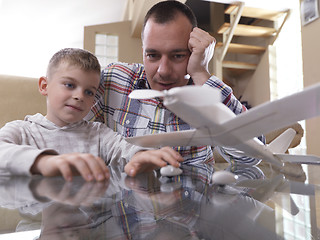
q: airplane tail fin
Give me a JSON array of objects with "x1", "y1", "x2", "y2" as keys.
[
  {"x1": 267, "y1": 128, "x2": 296, "y2": 154},
  {"x1": 268, "y1": 128, "x2": 320, "y2": 164}
]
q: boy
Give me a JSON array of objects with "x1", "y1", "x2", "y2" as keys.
[{"x1": 0, "y1": 48, "x2": 182, "y2": 182}]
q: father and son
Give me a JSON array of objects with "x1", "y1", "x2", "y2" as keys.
[{"x1": 0, "y1": 1, "x2": 262, "y2": 182}]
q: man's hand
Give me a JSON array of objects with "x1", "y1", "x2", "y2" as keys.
[
  {"x1": 187, "y1": 27, "x2": 216, "y2": 85},
  {"x1": 31, "y1": 153, "x2": 110, "y2": 182},
  {"x1": 124, "y1": 147, "x2": 183, "y2": 177}
]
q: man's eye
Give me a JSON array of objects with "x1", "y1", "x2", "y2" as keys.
[
  {"x1": 174, "y1": 54, "x2": 186, "y2": 59},
  {"x1": 146, "y1": 54, "x2": 159, "y2": 60}
]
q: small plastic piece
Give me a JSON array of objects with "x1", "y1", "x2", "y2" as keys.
[
  {"x1": 160, "y1": 165, "x2": 183, "y2": 177},
  {"x1": 212, "y1": 171, "x2": 238, "y2": 185}
]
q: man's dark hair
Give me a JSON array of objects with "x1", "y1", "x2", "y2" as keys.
[{"x1": 142, "y1": 1, "x2": 197, "y2": 39}]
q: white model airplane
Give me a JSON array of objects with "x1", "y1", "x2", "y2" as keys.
[{"x1": 126, "y1": 83, "x2": 320, "y2": 168}]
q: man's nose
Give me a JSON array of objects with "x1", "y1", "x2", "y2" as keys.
[{"x1": 157, "y1": 57, "x2": 172, "y2": 77}]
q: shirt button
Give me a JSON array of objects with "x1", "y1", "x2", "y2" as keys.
[{"x1": 125, "y1": 120, "x2": 130, "y2": 125}]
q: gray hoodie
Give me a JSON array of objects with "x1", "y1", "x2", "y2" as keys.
[{"x1": 0, "y1": 113, "x2": 144, "y2": 176}]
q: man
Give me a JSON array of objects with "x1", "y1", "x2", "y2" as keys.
[{"x1": 86, "y1": 1, "x2": 262, "y2": 176}]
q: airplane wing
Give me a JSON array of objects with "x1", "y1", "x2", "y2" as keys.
[
  {"x1": 126, "y1": 129, "x2": 221, "y2": 148},
  {"x1": 126, "y1": 83, "x2": 320, "y2": 148},
  {"x1": 216, "y1": 82, "x2": 320, "y2": 146},
  {"x1": 276, "y1": 154, "x2": 320, "y2": 164}
]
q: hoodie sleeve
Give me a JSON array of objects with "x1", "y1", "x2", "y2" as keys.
[
  {"x1": 0, "y1": 121, "x2": 57, "y2": 176},
  {"x1": 99, "y1": 125, "x2": 148, "y2": 167}
]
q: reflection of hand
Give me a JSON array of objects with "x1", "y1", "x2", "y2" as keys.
[
  {"x1": 30, "y1": 176, "x2": 109, "y2": 206},
  {"x1": 40, "y1": 202, "x2": 98, "y2": 239},
  {"x1": 124, "y1": 172, "x2": 160, "y2": 193},
  {"x1": 125, "y1": 173, "x2": 182, "y2": 208}
]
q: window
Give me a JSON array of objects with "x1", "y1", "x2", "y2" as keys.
[
  {"x1": 272, "y1": 0, "x2": 305, "y2": 155},
  {"x1": 95, "y1": 34, "x2": 119, "y2": 69}
]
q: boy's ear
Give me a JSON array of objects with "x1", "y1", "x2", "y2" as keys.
[{"x1": 38, "y1": 76, "x2": 48, "y2": 96}]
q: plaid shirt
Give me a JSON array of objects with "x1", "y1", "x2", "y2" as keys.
[{"x1": 86, "y1": 62, "x2": 261, "y2": 165}]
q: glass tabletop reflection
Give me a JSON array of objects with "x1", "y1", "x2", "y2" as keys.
[{"x1": 0, "y1": 162, "x2": 319, "y2": 240}]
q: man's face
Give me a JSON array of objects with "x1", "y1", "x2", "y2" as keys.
[{"x1": 142, "y1": 14, "x2": 192, "y2": 91}]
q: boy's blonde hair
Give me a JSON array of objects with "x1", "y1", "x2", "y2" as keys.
[{"x1": 47, "y1": 48, "x2": 101, "y2": 77}]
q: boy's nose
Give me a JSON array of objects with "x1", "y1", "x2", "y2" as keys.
[{"x1": 73, "y1": 91, "x2": 84, "y2": 101}]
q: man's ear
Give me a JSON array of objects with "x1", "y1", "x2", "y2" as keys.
[{"x1": 38, "y1": 76, "x2": 48, "y2": 96}]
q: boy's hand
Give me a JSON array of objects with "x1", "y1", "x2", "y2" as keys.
[
  {"x1": 124, "y1": 147, "x2": 183, "y2": 177},
  {"x1": 31, "y1": 153, "x2": 110, "y2": 182}
]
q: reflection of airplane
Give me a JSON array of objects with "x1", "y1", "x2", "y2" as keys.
[
  {"x1": 126, "y1": 83, "x2": 320, "y2": 168},
  {"x1": 236, "y1": 174, "x2": 316, "y2": 216}
]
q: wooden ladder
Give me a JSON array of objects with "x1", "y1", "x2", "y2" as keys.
[{"x1": 214, "y1": 3, "x2": 290, "y2": 80}]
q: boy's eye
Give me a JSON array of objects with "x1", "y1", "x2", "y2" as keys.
[
  {"x1": 64, "y1": 83, "x2": 75, "y2": 89},
  {"x1": 85, "y1": 89, "x2": 95, "y2": 96}
]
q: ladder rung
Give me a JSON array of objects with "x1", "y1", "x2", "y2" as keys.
[
  {"x1": 218, "y1": 23, "x2": 276, "y2": 37},
  {"x1": 225, "y1": 5, "x2": 286, "y2": 21},
  {"x1": 216, "y1": 42, "x2": 266, "y2": 54},
  {"x1": 223, "y1": 61, "x2": 257, "y2": 70}
]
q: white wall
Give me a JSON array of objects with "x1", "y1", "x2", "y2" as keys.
[{"x1": 0, "y1": 0, "x2": 126, "y2": 78}]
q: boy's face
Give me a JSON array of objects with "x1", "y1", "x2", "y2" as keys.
[{"x1": 39, "y1": 62, "x2": 100, "y2": 127}]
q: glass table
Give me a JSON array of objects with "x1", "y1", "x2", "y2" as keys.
[{"x1": 0, "y1": 162, "x2": 319, "y2": 239}]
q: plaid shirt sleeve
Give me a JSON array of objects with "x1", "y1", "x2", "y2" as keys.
[{"x1": 205, "y1": 75, "x2": 246, "y2": 115}]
